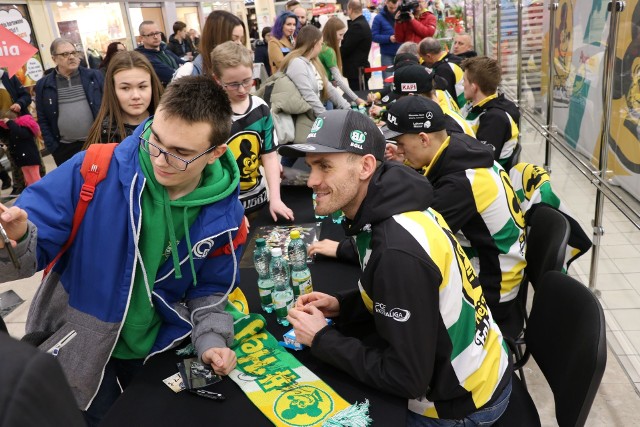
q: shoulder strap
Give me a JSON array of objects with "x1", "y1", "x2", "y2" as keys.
[{"x1": 43, "y1": 143, "x2": 118, "y2": 277}]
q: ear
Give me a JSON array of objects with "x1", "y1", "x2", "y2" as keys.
[
  {"x1": 419, "y1": 132, "x2": 431, "y2": 148},
  {"x1": 207, "y1": 144, "x2": 227, "y2": 164},
  {"x1": 359, "y1": 154, "x2": 378, "y2": 180}
]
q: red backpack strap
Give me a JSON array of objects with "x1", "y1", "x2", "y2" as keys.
[{"x1": 43, "y1": 143, "x2": 118, "y2": 277}]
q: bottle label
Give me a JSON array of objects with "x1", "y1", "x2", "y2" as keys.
[{"x1": 292, "y1": 274, "x2": 312, "y2": 296}]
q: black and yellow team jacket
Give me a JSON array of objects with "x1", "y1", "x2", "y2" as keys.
[
  {"x1": 422, "y1": 133, "x2": 527, "y2": 323},
  {"x1": 311, "y1": 161, "x2": 511, "y2": 420},
  {"x1": 463, "y1": 93, "x2": 521, "y2": 168}
]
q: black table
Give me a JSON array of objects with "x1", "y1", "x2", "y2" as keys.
[{"x1": 101, "y1": 186, "x2": 406, "y2": 426}]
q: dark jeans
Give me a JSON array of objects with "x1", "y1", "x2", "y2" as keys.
[
  {"x1": 52, "y1": 141, "x2": 84, "y2": 166},
  {"x1": 406, "y1": 379, "x2": 512, "y2": 427},
  {"x1": 83, "y1": 358, "x2": 144, "y2": 427}
]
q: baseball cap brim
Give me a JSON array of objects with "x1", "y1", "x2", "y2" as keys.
[
  {"x1": 380, "y1": 125, "x2": 405, "y2": 140},
  {"x1": 277, "y1": 143, "x2": 350, "y2": 158}
]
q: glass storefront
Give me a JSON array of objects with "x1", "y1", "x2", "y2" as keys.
[
  {"x1": 0, "y1": 4, "x2": 44, "y2": 89},
  {"x1": 48, "y1": 1, "x2": 130, "y2": 66}
]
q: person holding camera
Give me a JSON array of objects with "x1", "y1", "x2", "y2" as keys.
[{"x1": 394, "y1": 0, "x2": 436, "y2": 44}]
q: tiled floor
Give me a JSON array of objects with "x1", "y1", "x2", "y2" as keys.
[{"x1": 2, "y1": 115, "x2": 640, "y2": 425}]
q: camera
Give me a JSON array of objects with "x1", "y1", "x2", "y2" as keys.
[{"x1": 396, "y1": 1, "x2": 420, "y2": 22}]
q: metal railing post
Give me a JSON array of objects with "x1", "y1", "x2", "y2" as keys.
[
  {"x1": 496, "y1": 0, "x2": 502, "y2": 64},
  {"x1": 589, "y1": 0, "x2": 626, "y2": 293},
  {"x1": 544, "y1": 1, "x2": 558, "y2": 171}
]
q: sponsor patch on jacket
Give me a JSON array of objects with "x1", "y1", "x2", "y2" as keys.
[{"x1": 374, "y1": 302, "x2": 411, "y2": 322}]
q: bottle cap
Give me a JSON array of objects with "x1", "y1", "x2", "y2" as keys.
[
  {"x1": 271, "y1": 247, "x2": 282, "y2": 257},
  {"x1": 256, "y1": 238, "x2": 266, "y2": 247},
  {"x1": 290, "y1": 230, "x2": 300, "y2": 239}
]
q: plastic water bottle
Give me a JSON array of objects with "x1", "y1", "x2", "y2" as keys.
[
  {"x1": 288, "y1": 230, "x2": 313, "y2": 298},
  {"x1": 253, "y1": 238, "x2": 273, "y2": 313},
  {"x1": 270, "y1": 248, "x2": 293, "y2": 326}
]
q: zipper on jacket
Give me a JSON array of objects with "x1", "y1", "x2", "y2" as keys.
[{"x1": 47, "y1": 330, "x2": 77, "y2": 357}]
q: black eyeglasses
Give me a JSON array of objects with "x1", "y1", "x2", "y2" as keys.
[
  {"x1": 54, "y1": 51, "x2": 79, "y2": 58},
  {"x1": 219, "y1": 78, "x2": 254, "y2": 91},
  {"x1": 142, "y1": 31, "x2": 162, "y2": 38},
  {"x1": 139, "y1": 121, "x2": 216, "y2": 171}
]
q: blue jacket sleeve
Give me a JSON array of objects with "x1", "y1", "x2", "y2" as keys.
[{"x1": 371, "y1": 15, "x2": 391, "y2": 45}]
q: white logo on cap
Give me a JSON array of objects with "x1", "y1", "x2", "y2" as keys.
[
  {"x1": 387, "y1": 114, "x2": 398, "y2": 125},
  {"x1": 382, "y1": 95, "x2": 390, "y2": 102},
  {"x1": 294, "y1": 144, "x2": 318, "y2": 151},
  {"x1": 426, "y1": 112, "x2": 433, "y2": 119},
  {"x1": 310, "y1": 118, "x2": 324, "y2": 133},
  {"x1": 401, "y1": 83, "x2": 417, "y2": 92},
  {"x1": 350, "y1": 130, "x2": 366, "y2": 148},
  {"x1": 424, "y1": 120, "x2": 432, "y2": 129}
]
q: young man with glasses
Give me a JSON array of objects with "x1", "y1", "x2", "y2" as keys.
[
  {"x1": 0, "y1": 76, "x2": 246, "y2": 426},
  {"x1": 35, "y1": 38, "x2": 104, "y2": 165},
  {"x1": 211, "y1": 41, "x2": 293, "y2": 221},
  {"x1": 135, "y1": 20, "x2": 184, "y2": 86}
]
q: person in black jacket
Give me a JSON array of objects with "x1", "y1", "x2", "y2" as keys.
[
  {"x1": 340, "y1": 0, "x2": 372, "y2": 90},
  {"x1": 0, "y1": 332, "x2": 85, "y2": 427},
  {"x1": 0, "y1": 111, "x2": 42, "y2": 186},
  {"x1": 135, "y1": 21, "x2": 184, "y2": 86},
  {"x1": 167, "y1": 21, "x2": 196, "y2": 61},
  {"x1": 280, "y1": 109, "x2": 512, "y2": 426},
  {"x1": 253, "y1": 27, "x2": 272, "y2": 77}
]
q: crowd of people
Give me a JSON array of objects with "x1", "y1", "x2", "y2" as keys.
[{"x1": 0, "y1": 1, "x2": 586, "y2": 426}]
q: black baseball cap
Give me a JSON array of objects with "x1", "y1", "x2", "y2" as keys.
[
  {"x1": 392, "y1": 64, "x2": 434, "y2": 95},
  {"x1": 277, "y1": 110, "x2": 386, "y2": 161},
  {"x1": 387, "y1": 52, "x2": 420, "y2": 71},
  {"x1": 381, "y1": 96, "x2": 447, "y2": 140}
]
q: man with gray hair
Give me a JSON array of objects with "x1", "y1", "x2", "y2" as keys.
[
  {"x1": 35, "y1": 38, "x2": 104, "y2": 166},
  {"x1": 419, "y1": 37, "x2": 465, "y2": 107},
  {"x1": 452, "y1": 33, "x2": 477, "y2": 59},
  {"x1": 135, "y1": 20, "x2": 184, "y2": 86}
]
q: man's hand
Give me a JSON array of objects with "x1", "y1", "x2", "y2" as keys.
[
  {"x1": 390, "y1": 35, "x2": 397, "y2": 43},
  {"x1": 385, "y1": 143, "x2": 403, "y2": 162},
  {"x1": 307, "y1": 239, "x2": 339, "y2": 258},
  {"x1": 201, "y1": 347, "x2": 237, "y2": 376},
  {"x1": 369, "y1": 104, "x2": 383, "y2": 118},
  {"x1": 9, "y1": 103, "x2": 21, "y2": 113},
  {"x1": 0, "y1": 204, "x2": 28, "y2": 248},
  {"x1": 287, "y1": 305, "x2": 330, "y2": 346},
  {"x1": 367, "y1": 92, "x2": 379, "y2": 104},
  {"x1": 269, "y1": 198, "x2": 294, "y2": 222},
  {"x1": 294, "y1": 291, "x2": 340, "y2": 317}
]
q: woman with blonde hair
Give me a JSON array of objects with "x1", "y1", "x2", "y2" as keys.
[
  {"x1": 318, "y1": 17, "x2": 366, "y2": 106},
  {"x1": 84, "y1": 51, "x2": 163, "y2": 147},
  {"x1": 280, "y1": 25, "x2": 350, "y2": 117}
]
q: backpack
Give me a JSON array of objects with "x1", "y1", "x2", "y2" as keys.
[{"x1": 43, "y1": 143, "x2": 117, "y2": 277}]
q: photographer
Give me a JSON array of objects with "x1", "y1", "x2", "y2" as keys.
[{"x1": 394, "y1": 0, "x2": 436, "y2": 44}]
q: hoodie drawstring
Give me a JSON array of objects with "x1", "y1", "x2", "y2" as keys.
[
  {"x1": 163, "y1": 189, "x2": 182, "y2": 279},
  {"x1": 183, "y1": 206, "x2": 197, "y2": 286}
]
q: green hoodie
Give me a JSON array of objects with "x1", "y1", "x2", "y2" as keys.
[{"x1": 113, "y1": 125, "x2": 240, "y2": 360}]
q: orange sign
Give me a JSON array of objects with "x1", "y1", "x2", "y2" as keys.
[{"x1": 0, "y1": 24, "x2": 37, "y2": 77}]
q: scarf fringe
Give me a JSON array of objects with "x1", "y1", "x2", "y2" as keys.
[{"x1": 322, "y1": 400, "x2": 371, "y2": 427}]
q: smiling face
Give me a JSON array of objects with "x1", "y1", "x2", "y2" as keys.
[
  {"x1": 216, "y1": 64, "x2": 254, "y2": 104},
  {"x1": 146, "y1": 108, "x2": 227, "y2": 199},
  {"x1": 283, "y1": 17, "x2": 297, "y2": 38},
  {"x1": 336, "y1": 28, "x2": 347, "y2": 44},
  {"x1": 305, "y1": 152, "x2": 364, "y2": 218},
  {"x1": 114, "y1": 67, "x2": 152, "y2": 124}
]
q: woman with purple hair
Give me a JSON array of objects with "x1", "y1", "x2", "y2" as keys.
[{"x1": 268, "y1": 11, "x2": 298, "y2": 74}]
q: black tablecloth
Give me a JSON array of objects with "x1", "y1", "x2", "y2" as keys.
[{"x1": 101, "y1": 186, "x2": 406, "y2": 426}]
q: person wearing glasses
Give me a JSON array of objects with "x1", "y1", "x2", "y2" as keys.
[
  {"x1": 135, "y1": 20, "x2": 184, "y2": 87},
  {"x1": 0, "y1": 76, "x2": 246, "y2": 426},
  {"x1": 35, "y1": 38, "x2": 104, "y2": 166},
  {"x1": 212, "y1": 41, "x2": 293, "y2": 221}
]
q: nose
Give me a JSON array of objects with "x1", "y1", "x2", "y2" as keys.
[{"x1": 307, "y1": 170, "x2": 320, "y2": 189}]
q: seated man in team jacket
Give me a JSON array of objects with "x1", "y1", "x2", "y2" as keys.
[
  {"x1": 383, "y1": 96, "x2": 527, "y2": 330},
  {"x1": 461, "y1": 56, "x2": 521, "y2": 169},
  {"x1": 282, "y1": 110, "x2": 512, "y2": 426}
]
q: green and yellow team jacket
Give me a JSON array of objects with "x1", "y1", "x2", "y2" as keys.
[
  {"x1": 462, "y1": 93, "x2": 520, "y2": 168},
  {"x1": 423, "y1": 133, "x2": 527, "y2": 323},
  {"x1": 311, "y1": 162, "x2": 511, "y2": 420}
]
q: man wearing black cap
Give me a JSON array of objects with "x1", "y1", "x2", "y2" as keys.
[
  {"x1": 373, "y1": 64, "x2": 474, "y2": 139},
  {"x1": 283, "y1": 109, "x2": 512, "y2": 426},
  {"x1": 383, "y1": 96, "x2": 526, "y2": 332}
]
